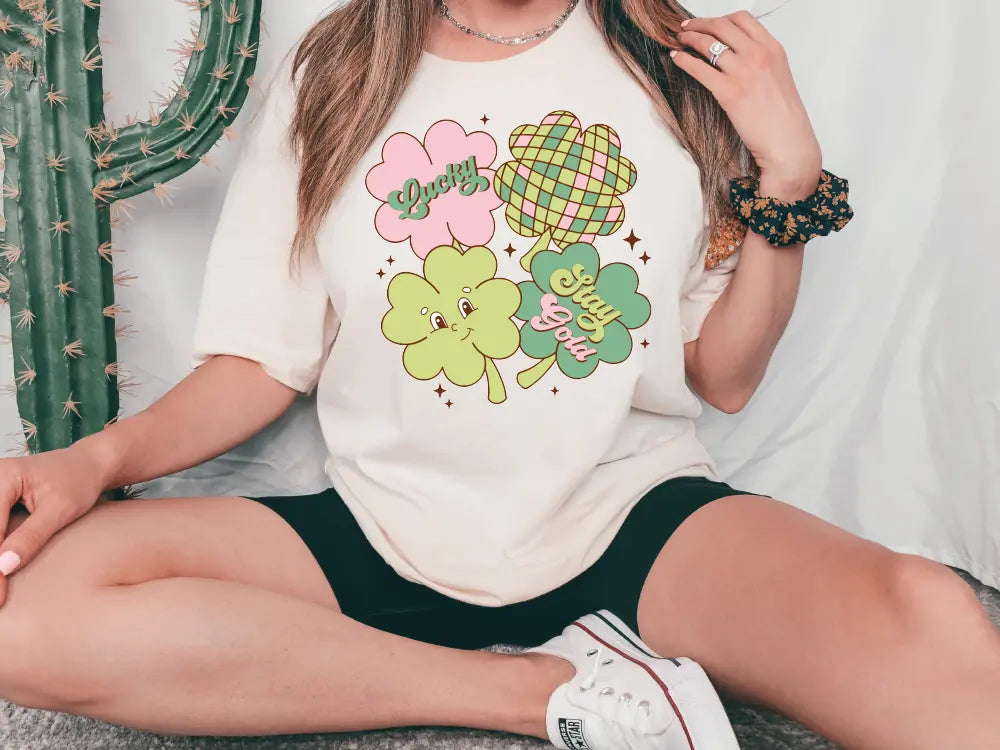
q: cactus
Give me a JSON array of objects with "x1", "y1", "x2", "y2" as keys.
[{"x1": 0, "y1": 0, "x2": 261, "y2": 456}]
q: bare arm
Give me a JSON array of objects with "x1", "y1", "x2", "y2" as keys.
[
  {"x1": 0, "y1": 354, "x2": 301, "y2": 596},
  {"x1": 0, "y1": 57, "x2": 327, "y2": 589},
  {"x1": 75, "y1": 355, "x2": 300, "y2": 493},
  {"x1": 671, "y1": 11, "x2": 827, "y2": 413},
  {"x1": 684, "y1": 172, "x2": 816, "y2": 413}
]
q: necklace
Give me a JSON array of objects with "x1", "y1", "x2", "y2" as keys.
[{"x1": 439, "y1": 0, "x2": 579, "y2": 47}]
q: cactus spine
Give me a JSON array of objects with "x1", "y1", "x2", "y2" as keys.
[{"x1": 0, "y1": 0, "x2": 261, "y2": 455}]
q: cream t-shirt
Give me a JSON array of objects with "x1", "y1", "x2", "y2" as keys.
[{"x1": 191, "y1": 4, "x2": 741, "y2": 606}]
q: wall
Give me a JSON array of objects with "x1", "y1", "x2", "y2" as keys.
[{"x1": 2, "y1": 0, "x2": 997, "y2": 586}]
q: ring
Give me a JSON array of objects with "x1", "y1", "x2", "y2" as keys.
[{"x1": 708, "y1": 40, "x2": 730, "y2": 67}]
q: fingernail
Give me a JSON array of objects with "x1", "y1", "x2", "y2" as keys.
[
  {"x1": 0, "y1": 550, "x2": 21, "y2": 576},
  {"x1": 669, "y1": 50, "x2": 678, "y2": 58},
  {"x1": 681, "y1": 19, "x2": 690, "y2": 28}
]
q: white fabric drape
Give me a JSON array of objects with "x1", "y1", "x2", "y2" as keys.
[{"x1": 2, "y1": 0, "x2": 996, "y2": 587}]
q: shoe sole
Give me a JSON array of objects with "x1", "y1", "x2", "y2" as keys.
[{"x1": 571, "y1": 610, "x2": 740, "y2": 750}]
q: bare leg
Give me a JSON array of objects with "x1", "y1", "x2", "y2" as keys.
[
  {"x1": 0, "y1": 497, "x2": 570, "y2": 737},
  {"x1": 637, "y1": 495, "x2": 1000, "y2": 750}
]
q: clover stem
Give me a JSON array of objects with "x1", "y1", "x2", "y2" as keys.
[
  {"x1": 520, "y1": 229, "x2": 553, "y2": 273},
  {"x1": 517, "y1": 355, "x2": 556, "y2": 389},
  {"x1": 484, "y1": 358, "x2": 507, "y2": 404}
]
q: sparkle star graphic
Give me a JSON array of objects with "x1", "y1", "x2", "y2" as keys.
[
  {"x1": 639, "y1": 251, "x2": 651, "y2": 264},
  {"x1": 445, "y1": 399, "x2": 454, "y2": 409},
  {"x1": 551, "y1": 386, "x2": 559, "y2": 395},
  {"x1": 480, "y1": 114, "x2": 489, "y2": 125},
  {"x1": 376, "y1": 269, "x2": 385, "y2": 279},
  {"x1": 386, "y1": 256, "x2": 395, "y2": 265},
  {"x1": 503, "y1": 244, "x2": 517, "y2": 257},
  {"x1": 640, "y1": 339, "x2": 650, "y2": 349},
  {"x1": 624, "y1": 230, "x2": 640, "y2": 249},
  {"x1": 434, "y1": 384, "x2": 446, "y2": 397}
]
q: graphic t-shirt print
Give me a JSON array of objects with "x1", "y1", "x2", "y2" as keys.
[{"x1": 367, "y1": 111, "x2": 651, "y2": 405}]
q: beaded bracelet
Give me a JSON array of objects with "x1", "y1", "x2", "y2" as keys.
[{"x1": 730, "y1": 168, "x2": 854, "y2": 249}]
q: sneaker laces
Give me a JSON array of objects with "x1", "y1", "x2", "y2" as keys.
[{"x1": 576, "y1": 645, "x2": 657, "y2": 750}]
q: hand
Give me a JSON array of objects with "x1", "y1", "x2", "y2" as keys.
[
  {"x1": 0, "y1": 444, "x2": 107, "y2": 605},
  {"x1": 672, "y1": 11, "x2": 823, "y2": 200}
]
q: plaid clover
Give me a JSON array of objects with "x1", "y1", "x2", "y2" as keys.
[{"x1": 494, "y1": 111, "x2": 637, "y2": 272}]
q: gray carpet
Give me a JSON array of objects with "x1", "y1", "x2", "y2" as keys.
[{"x1": 3, "y1": 572, "x2": 997, "y2": 750}]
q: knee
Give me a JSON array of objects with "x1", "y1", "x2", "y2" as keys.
[
  {"x1": 879, "y1": 553, "x2": 991, "y2": 642},
  {"x1": 0, "y1": 582, "x2": 94, "y2": 712}
]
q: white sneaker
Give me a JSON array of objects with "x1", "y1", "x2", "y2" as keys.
[{"x1": 529, "y1": 610, "x2": 740, "y2": 750}]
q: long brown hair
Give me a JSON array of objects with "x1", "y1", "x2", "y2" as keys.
[{"x1": 289, "y1": 0, "x2": 755, "y2": 259}]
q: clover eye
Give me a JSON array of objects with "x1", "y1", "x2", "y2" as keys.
[
  {"x1": 457, "y1": 297, "x2": 475, "y2": 319},
  {"x1": 430, "y1": 312, "x2": 448, "y2": 331}
]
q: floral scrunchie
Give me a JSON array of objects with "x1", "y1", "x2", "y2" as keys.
[{"x1": 730, "y1": 168, "x2": 854, "y2": 248}]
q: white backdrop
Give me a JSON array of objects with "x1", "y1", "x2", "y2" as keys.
[{"x1": 2, "y1": 0, "x2": 997, "y2": 588}]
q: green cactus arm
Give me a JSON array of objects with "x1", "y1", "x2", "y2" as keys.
[
  {"x1": 108, "y1": 0, "x2": 262, "y2": 200},
  {"x1": 0, "y1": 0, "x2": 260, "y2": 457},
  {"x1": 0, "y1": 102, "x2": 54, "y2": 451},
  {"x1": 1, "y1": 0, "x2": 115, "y2": 452}
]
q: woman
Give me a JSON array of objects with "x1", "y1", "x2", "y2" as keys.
[{"x1": 0, "y1": 1, "x2": 996, "y2": 748}]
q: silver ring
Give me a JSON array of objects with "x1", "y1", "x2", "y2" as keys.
[{"x1": 708, "y1": 40, "x2": 730, "y2": 67}]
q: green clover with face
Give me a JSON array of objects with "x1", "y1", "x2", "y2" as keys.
[
  {"x1": 382, "y1": 243, "x2": 521, "y2": 404},
  {"x1": 514, "y1": 241, "x2": 651, "y2": 389}
]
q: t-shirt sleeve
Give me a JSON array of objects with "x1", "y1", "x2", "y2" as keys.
[
  {"x1": 678, "y1": 218, "x2": 742, "y2": 344},
  {"x1": 190, "y1": 56, "x2": 337, "y2": 395}
]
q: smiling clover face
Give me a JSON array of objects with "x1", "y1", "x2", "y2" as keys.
[{"x1": 381, "y1": 244, "x2": 521, "y2": 403}]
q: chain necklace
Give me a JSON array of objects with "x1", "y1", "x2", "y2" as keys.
[{"x1": 439, "y1": 0, "x2": 579, "y2": 47}]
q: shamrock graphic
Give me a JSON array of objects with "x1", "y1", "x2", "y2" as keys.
[
  {"x1": 515, "y1": 242, "x2": 650, "y2": 389},
  {"x1": 366, "y1": 120, "x2": 503, "y2": 259},
  {"x1": 494, "y1": 111, "x2": 637, "y2": 273},
  {"x1": 382, "y1": 243, "x2": 521, "y2": 404}
]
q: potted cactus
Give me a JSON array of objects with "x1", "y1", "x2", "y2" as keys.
[{"x1": 0, "y1": 0, "x2": 261, "y2": 460}]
